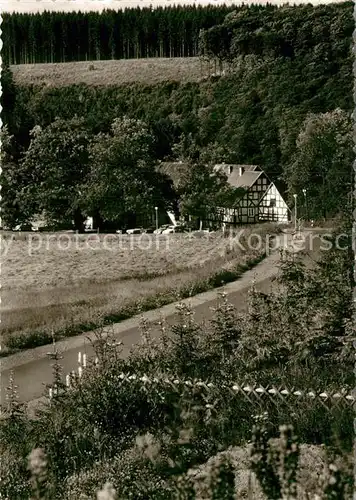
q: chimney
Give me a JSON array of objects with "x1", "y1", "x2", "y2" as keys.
[{"x1": 239, "y1": 166, "x2": 244, "y2": 176}]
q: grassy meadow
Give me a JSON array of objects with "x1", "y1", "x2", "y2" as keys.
[
  {"x1": 1, "y1": 224, "x2": 280, "y2": 354},
  {"x1": 10, "y1": 57, "x2": 213, "y2": 88}
]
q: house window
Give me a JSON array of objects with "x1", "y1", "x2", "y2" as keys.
[
  {"x1": 248, "y1": 208, "x2": 255, "y2": 217},
  {"x1": 269, "y1": 198, "x2": 276, "y2": 207}
]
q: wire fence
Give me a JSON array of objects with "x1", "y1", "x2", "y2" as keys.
[
  {"x1": 3, "y1": 348, "x2": 353, "y2": 428},
  {"x1": 52, "y1": 352, "x2": 355, "y2": 413},
  {"x1": 49, "y1": 357, "x2": 353, "y2": 449}
]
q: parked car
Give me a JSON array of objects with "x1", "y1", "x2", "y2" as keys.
[
  {"x1": 33, "y1": 225, "x2": 52, "y2": 232},
  {"x1": 153, "y1": 224, "x2": 170, "y2": 234},
  {"x1": 126, "y1": 228, "x2": 142, "y2": 235},
  {"x1": 143, "y1": 227, "x2": 155, "y2": 233},
  {"x1": 162, "y1": 224, "x2": 187, "y2": 234},
  {"x1": 13, "y1": 223, "x2": 34, "y2": 231}
]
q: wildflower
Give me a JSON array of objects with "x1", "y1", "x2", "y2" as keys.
[
  {"x1": 178, "y1": 427, "x2": 193, "y2": 444},
  {"x1": 28, "y1": 448, "x2": 49, "y2": 496},
  {"x1": 328, "y1": 464, "x2": 338, "y2": 485},
  {"x1": 28, "y1": 448, "x2": 47, "y2": 479},
  {"x1": 136, "y1": 433, "x2": 161, "y2": 463},
  {"x1": 97, "y1": 482, "x2": 117, "y2": 500}
]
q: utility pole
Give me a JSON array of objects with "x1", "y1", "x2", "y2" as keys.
[
  {"x1": 302, "y1": 188, "x2": 307, "y2": 221},
  {"x1": 293, "y1": 194, "x2": 297, "y2": 232},
  {"x1": 155, "y1": 206, "x2": 158, "y2": 231}
]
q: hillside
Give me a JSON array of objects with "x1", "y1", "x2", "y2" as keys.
[
  {"x1": 11, "y1": 57, "x2": 210, "y2": 87},
  {"x1": 2, "y1": 2, "x2": 353, "y2": 228}
]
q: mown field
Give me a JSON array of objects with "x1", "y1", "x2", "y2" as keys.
[
  {"x1": 1, "y1": 225, "x2": 278, "y2": 353},
  {"x1": 10, "y1": 57, "x2": 213, "y2": 87}
]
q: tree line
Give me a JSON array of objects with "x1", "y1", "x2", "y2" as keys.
[
  {"x1": 1, "y1": 116, "x2": 244, "y2": 231},
  {"x1": 200, "y1": 2, "x2": 353, "y2": 66},
  {"x1": 3, "y1": 5, "x2": 234, "y2": 65}
]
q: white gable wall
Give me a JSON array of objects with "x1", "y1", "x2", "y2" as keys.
[{"x1": 258, "y1": 183, "x2": 289, "y2": 223}]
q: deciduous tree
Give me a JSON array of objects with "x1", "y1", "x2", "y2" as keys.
[
  {"x1": 18, "y1": 118, "x2": 92, "y2": 231},
  {"x1": 285, "y1": 108, "x2": 353, "y2": 219},
  {"x1": 0, "y1": 126, "x2": 25, "y2": 229},
  {"x1": 179, "y1": 163, "x2": 244, "y2": 229},
  {"x1": 82, "y1": 116, "x2": 175, "y2": 228}
]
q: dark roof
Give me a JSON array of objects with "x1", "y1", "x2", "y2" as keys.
[
  {"x1": 243, "y1": 165, "x2": 260, "y2": 172},
  {"x1": 214, "y1": 164, "x2": 264, "y2": 189},
  {"x1": 214, "y1": 164, "x2": 261, "y2": 174},
  {"x1": 158, "y1": 161, "x2": 270, "y2": 193},
  {"x1": 227, "y1": 170, "x2": 263, "y2": 189}
]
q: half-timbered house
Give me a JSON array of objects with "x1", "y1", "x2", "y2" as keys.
[
  {"x1": 214, "y1": 164, "x2": 289, "y2": 224},
  {"x1": 157, "y1": 161, "x2": 290, "y2": 227}
]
